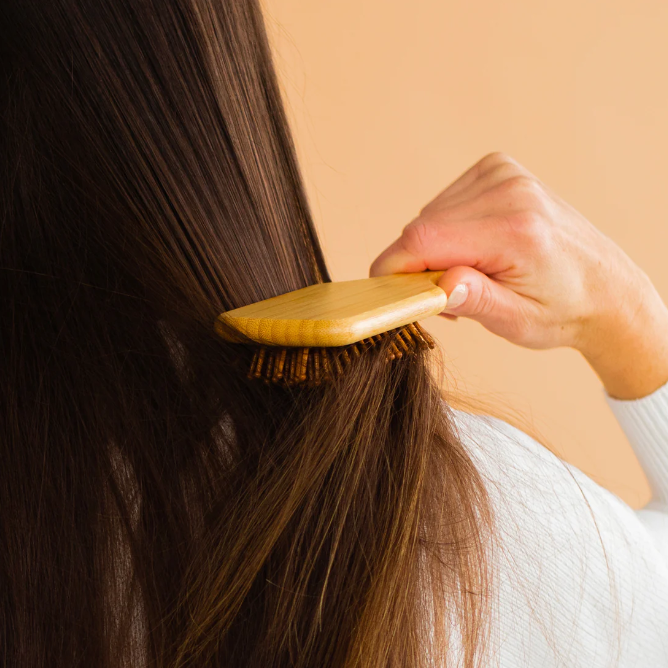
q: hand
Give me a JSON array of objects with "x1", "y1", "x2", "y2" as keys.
[
  {"x1": 370, "y1": 152, "x2": 668, "y2": 398},
  {"x1": 371, "y1": 152, "x2": 645, "y2": 352}
]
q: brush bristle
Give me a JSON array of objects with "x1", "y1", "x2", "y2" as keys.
[{"x1": 246, "y1": 322, "x2": 435, "y2": 387}]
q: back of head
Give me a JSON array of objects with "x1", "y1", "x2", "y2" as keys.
[{"x1": 0, "y1": 1, "x2": 493, "y2": 666}]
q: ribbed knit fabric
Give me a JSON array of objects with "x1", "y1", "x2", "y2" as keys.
[
  {"x1": 445, "y1": 379, "x2": 668, "y2": 667},
  {"x1": 604, "y1": 380, "x2": 668, "y2": 511}
]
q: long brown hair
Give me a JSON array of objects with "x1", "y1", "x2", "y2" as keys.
[{"x1": 0, "y1": 1, "x2": 494, "y2": 665}]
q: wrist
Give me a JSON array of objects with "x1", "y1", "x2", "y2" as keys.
[{"x1": 575, "y1": 272, "x2": 668, "y2": 399}]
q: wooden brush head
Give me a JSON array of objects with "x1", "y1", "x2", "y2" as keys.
[{"x1": 214, "y1": 271, "x2": 446, "y2": 348}]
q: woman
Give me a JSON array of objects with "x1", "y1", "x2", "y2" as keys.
[
  {"x1": 0, "y1": 1, "x2": 666, "y2": 667},
  {"x1": 371, "y1": 151, "x2": 668, "y2": 665}
]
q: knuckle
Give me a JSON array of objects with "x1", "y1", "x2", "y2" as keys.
[
  {"x1": 518, "y1": 174, "x2": 543, "y2": 195},
  {"x1": 504, "y1": 174, "x2": 541, "y2": 196},
  {"x1": 504, "y1": 208, "x2": 539, "y2": 234},
  {"x1": 494, "y1": 175, "x2": 546, "y2": 209},
  {"x1": 400, "y1": 218, "x2": 434, "y2": 256},
  {"x1": 506, "y1": 210, "x2": 551, "y2": 252},
  {"x1": 480, "y1": 151, "x2": 512, "y2": 169},
  {"x1": 489, "y1": 161, "x2": 522, "y2": 182}
]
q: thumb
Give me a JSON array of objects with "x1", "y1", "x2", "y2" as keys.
[{"x1": 437, "y1": 266, "x2": 532, "y2": 342}]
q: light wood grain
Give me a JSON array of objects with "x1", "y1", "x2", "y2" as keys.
[{"x1": 215, "y1": 271, "x2": 447, "y2": 347}]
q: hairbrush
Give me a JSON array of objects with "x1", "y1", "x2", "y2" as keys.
[{"x1": 214, "y1": 271, "x2": 447, "y2": 386}]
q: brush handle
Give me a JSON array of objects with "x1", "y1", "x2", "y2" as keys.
[{"x1": 215, "y1": 270, "x2": 448, "y2": 347}]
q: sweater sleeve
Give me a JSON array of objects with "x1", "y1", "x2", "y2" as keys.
[
  {"x1": 604, "y1": 378, "x2": 668, "y2": 510},
  {"x1": 601, "y1": 378, "x2": 668, "y2": 563}
]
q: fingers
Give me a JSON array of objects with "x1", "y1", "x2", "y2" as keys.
[
  {"x1": 366, "y1": 152, "x2": 557, "y2": 348},
  {"x1": 419, "y1": 159, "x2": 486, "y2": 212},
  {"x1": 370, "y1": 153, "x2": 545, "y2": 279},
  {"x1": 369, "y1": 213, "x2": 514, "y2": 277},
  {"x1": 433, "y1": 161, "x2": 532, "y2": 211},
  {"x1": 420, "y1": 152, "x2": 526, "y2": 215},
  {"x1": 437, "y1": 266, "x2": 537, "y2": 344}
]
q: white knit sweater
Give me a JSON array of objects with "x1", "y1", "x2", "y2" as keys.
[{"x1": 449, "y1": 379, "x2": 668, "y2": 666}]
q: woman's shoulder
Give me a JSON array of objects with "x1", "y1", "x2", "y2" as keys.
[
  {"x1": 449, "y1": 405, "x2": 668, "y2": 553},
  {"x1": 449, "y1": 405, "x2": 643, "y2": 520},
  {"x1": 447, "y1": 405, "x2": 668, "y2": 667}
]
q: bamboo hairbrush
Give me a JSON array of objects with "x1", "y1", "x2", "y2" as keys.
[{"x1": 214, "y1": 271, "x2": 447, "y2": 386}]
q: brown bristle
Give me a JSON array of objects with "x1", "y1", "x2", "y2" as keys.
[
  {"x1": 395, "y1": 331, "x2": 410, "y2": 354},
  {"x1": 271, "y1": 349, "x2": 283, "y2": 382},
  {"x1": 320, "y1": 347, "x2": 331, "y2": 381},
  {"x1": 408, "y1": 323, "x2": 428, "y2": 349},
  {"x1": 245, "y1": 321, "x2": 437, "y2": 386},
  {"x1": 312, "y1": 349, "x2": 322, "y2": 384},
  {"x1": 305, "y1": 349, "x2": 313, "y2": 381},
  {"x1": 298, "y1": 348, "x2": 309, "y2": 381},
  {"x1": 290, "y1": 349, "x2": 299, "y2": 384},
  {"x1": 415, "y1": 322, "x2": 435, "y2": 348},
  {"x1": 253, "y1": 347, "x2": 267, "y2": 379},
  {"x1": 275, "y1": 348, "x2": 287, "y2": 380},
  {"x1": 307, "y1": 361, "x2": 314, "y2": 382},
  {"x1": 321, "y1": 349, "x2": 331, "y2": 379},
  {"x1": 283, "y1": 350, "x2": 292, "y2": 384},
  {"x1": 332, "y1": 349, "x2": 344, "y2": 377},
  {"x1": 263, "y1": 349, "x2": 275, "y2": 381},
  {"x1": 398, "y1": 327, "x2": 415, "y2": 351},
  {"x1": 248, "y1": 348, "x2": 261, "y2": 379}
]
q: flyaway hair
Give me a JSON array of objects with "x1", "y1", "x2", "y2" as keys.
[{"x1": 0, "y1": 1, "x2": 494, "y2": 666}]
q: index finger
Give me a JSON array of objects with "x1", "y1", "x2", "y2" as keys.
[
  {"x1": 369, "y1": 215, "x2": 513, "y2": 277},
  {"x1": 420, "y1": 152, "x2": 521, "y2": 214}
]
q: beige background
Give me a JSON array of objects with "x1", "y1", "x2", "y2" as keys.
[{"x1": 262, "y1": 0, "x2": 668, "y2": 508}]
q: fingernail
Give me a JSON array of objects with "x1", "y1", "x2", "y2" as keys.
[{"x1": 444, "y1": 284, "x2": 468, "y2": 310}]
